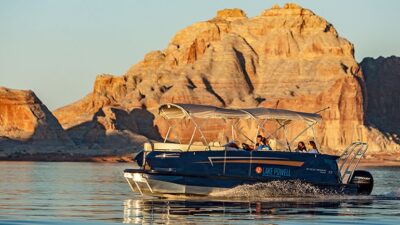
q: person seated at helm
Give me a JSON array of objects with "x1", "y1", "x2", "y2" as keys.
[
  {"x1": 295, "y1": 141, "x2": 307, "y2": 152},
  {"x1": 260, "y1": 137, "x2": 272, "y2": 151},
  {"x1": 307, "y1": 140, "x2": 319, "y2": 154},
  {"x1": 243, "y1": 135, "x2": 269, "y2": 151},
  {"x1": 244, "y1": 135, "x2": 263, "y2": 151},
  {"x1": 253, "y1": 135, "x2": 272, "y2": 151},
  {"x1": 254, "y1": 135, "x2": 265, "y2": 151}
]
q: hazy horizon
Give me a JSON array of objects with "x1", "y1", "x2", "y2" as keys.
[{"x1": 1, "y1": 0, "x2": 399, "y2": 110}]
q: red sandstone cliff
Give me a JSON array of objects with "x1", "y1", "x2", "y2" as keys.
[
  {"x1": 0, "y1": 87, "x2": 75, "y2": 157},
  {"x1": 0, "y1": 87, "x2": 150, "y2": 159},
  {"x1": 52, "y1": 3, "x2": 399, "y2": 153}
]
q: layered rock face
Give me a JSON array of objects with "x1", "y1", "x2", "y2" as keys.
[
  {"x1": 54, "y1": 3, "x2": 399, "y2": 152},
  {"x1": 65, "y1": 106, "x2": 158, "y2": 151},
  {"x1": 361, "y1": 56, "x2": 400, "y2": 138},
  {"x1": 0, "y1": 87, "x2": 149, "y2": 158},
  {"x1": 0, "y1": 87, "x2": 74, "y2": 156}
]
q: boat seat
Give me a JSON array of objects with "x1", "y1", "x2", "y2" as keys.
[
  {"x1": 209, "y1": 146, "x2": 225, "y2": 151},
  {"x1": 152, "y1": 142, "x2": 225, "y2": 152},
  {"x1": 210, "y1": 141, "x2": 221, "y2": 147}
]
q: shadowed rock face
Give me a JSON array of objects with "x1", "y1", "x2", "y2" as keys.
[
  {"x1": 65, "y1": 106, "x2": 161, "y2": 150},
  {"x1": 0, "y1": 87, "x2": 75, "y2": 156},
  {"x1": 48, "y1": 3, "x2": 397, "y2": 152},
  {"x1": 0, "y1": 87, "x2": 154, "y2": 157},
  {"x1": 361, "y1": 56, "x2": 400, "y2": 137}
]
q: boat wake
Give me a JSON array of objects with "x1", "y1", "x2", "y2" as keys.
[
  {"x1": 380, "y1": 188, "x2": 400, "y2": 199},
  {"x1": 209, "y1": 180, "x2": 334, "y2": 200},
  {"x1": 208, "y1": 181, "x2": 400, "y2": 202}
]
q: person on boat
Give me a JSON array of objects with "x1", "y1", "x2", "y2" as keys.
[
  {"x1": 261, "y1": 137, "x2": 272, "y2": 151},
  {"x1": 254, "y1": 135, "x2": 270, "y2": 151},
  {"x1": 295, "y1": 141, "x2": 307, "y2": 152},
  {"x1": 254, "y1": 135, "x2": 264, "y2": 150},
  {"x1": 307, "y1": 140, "x2": 319, "y2": 154}
]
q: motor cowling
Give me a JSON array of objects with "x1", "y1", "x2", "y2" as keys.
[{"x1": 349, "y1": 170, "x2": 374, "y2": 195}]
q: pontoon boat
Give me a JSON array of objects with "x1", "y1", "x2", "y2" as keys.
[{"x1": 124, "y1": 104, "x2": 373, "y2": 196}]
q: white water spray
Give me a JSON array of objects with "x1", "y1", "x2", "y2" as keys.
[{"x1": 210, "y1": 180, "x2": 334, "y2": 199}]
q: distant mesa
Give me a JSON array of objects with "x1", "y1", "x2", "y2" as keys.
[{"x1": 0, "y1": 87, "x2": 75, "y2": 158}]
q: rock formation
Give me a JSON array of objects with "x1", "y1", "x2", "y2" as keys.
[
  {"x1": 0, "y1": 87, "x2": 75, "y2": 157},
  {"x1": 52, "y1": 3, "x2": 396, "y2": 153},
  {"x1": 361, "y1": 56, "x2": 400, "y2": 137},
  {"x1": 0, "y1": 87, "x2": 150, "y2": 159},
  {"x1": 64, "y1": 106, "x2": 158, "y2": 152}
]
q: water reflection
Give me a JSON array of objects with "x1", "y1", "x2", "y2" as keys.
[
  {"x1": 122, "y1": 197, "x2": 378, "y2": 224},
  {"x1": 0, "y1": 162, "x2": 399, "y2": 225}
]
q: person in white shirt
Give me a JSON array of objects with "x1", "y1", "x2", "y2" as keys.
[
  {"x1": 307, "y1": 140, "x2": 319, "y2": 154},
  {"x1": 295, "y1": 141, "x2": 307, "y2": 152}
]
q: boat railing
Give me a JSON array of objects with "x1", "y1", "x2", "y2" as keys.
[{"x1": 337, "y1": 142, "x2": 368, "y2": 184}]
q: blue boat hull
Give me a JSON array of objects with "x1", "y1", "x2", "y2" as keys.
[{"x1": 124, "y1": 150, "x2": 368, "y2": 196}]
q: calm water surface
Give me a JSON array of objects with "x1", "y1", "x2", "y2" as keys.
[{"x1": 0, "y1": 162, "x2": 399, "y2": 224}]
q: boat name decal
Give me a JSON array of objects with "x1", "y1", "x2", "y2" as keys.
[{"x1": 261, "y1": 167, "x2": 291, "y2": 177}]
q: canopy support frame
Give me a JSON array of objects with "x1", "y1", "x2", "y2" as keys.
[
  {"x1": 187, "y1": 118, "x2": 209, "y2": 150},
  {"x1": 276, "y1": 120, "x2": 292, "y2": 152},
  {"x1": 158, "y1": 103, "x2": 323, "y2": 152},
  {"x1": 163, "y1": 120, "x2": 181, "y2": 144},
  {"x1": 288, "y1": 121, "x2": 318, "y2": 148}
]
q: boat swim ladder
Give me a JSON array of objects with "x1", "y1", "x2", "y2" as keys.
[{"x1": 337, "y1": 142, "x2": 368, "y2": 184}]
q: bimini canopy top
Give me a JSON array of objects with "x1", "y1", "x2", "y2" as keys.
[{"x1": 158, "y1": 103, "x2": 322, "y2": 123}]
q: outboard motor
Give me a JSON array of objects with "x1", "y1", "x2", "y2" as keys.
[{"x1": 349, "y1": 170, "x2": 374, "y2": 195}]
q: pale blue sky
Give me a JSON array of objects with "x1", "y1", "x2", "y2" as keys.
[{"x1": 1, "y1": 0, "x2": 399, "y2": 110}]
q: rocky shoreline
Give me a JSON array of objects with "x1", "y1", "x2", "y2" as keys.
[{"x1": 0, "y1": 153, "x2": 133, "y2": 163}]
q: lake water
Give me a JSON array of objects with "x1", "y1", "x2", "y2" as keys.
[{"x1": 0, "y1": 162, "x2": 399, "y2": 224}]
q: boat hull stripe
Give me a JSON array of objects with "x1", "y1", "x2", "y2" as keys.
[{"x1": 196, "y1": 160, "x2": 304, "y2": 167}]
